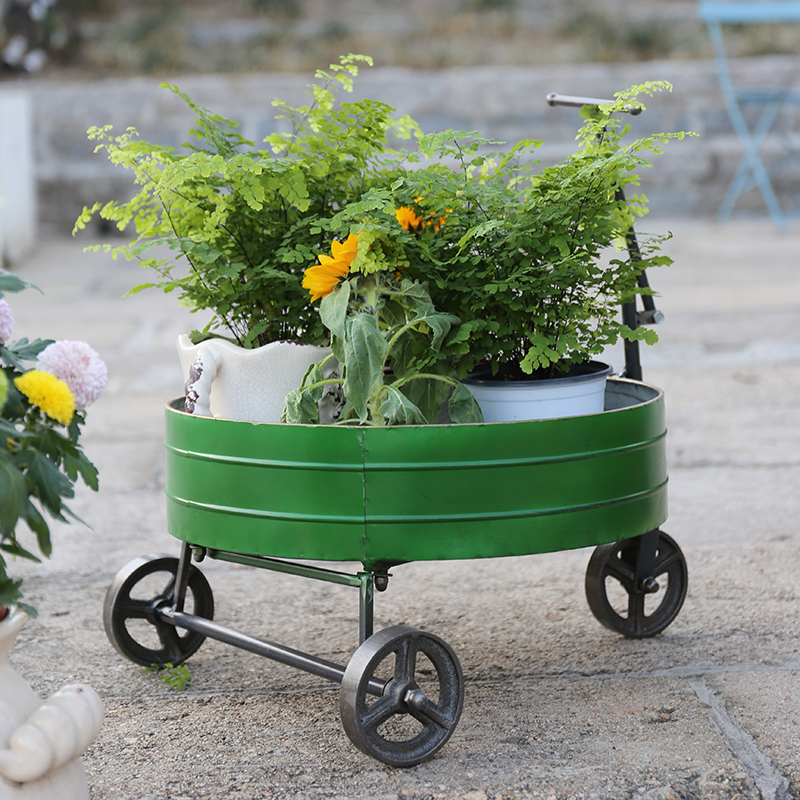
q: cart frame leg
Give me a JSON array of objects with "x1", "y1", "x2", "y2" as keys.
[
  {"x1": 359, "y1": 572, "x2": 374, "y2": 643},
  {"x1": 190, "y1": 547, "x2": 394, "y2": 644},
  {"x1": 173, "y1": 542, "x2": 193, "y2": 612}
]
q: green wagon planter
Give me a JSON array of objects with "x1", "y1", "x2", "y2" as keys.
[{"x1": 103, "y1": 376, "x2": 687, "y2": 767}]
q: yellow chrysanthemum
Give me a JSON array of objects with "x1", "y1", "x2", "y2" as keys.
[
  {"x1": 14, "y1": 369, "x2": 75, "y2": 426},
  {"x1": 303, "y1": 233, "x2": 360, "y2": 303}
]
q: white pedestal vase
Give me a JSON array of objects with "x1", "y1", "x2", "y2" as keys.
[
  {"x1": 461, "y1": 361, "x2": 613, "y2": 423},
  {"x1": 177, "y1": 335, "x2": 340, "y2": 424},
  {"x1": 0, "y1": 607, "x2": 103, "y2": 800}
]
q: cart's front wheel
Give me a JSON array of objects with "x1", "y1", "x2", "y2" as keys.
[
  {"x1": 104, "y1": 553, "x2": 214, "y2": 667},
  {"x1": 585, "y1": 530, "x2": 687, "y2": 638},
  {"x1": 340, "y1": 625, "x2": 464, "y2": 767}
]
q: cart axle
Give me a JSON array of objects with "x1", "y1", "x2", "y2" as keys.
[{"x1": 157, "y1": 605, "x2": 387, "y2": 697}]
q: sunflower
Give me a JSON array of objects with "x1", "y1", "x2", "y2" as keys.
[
  {"x1": 14, "y1": 370, "x2": 76, "y2": 426},
  {"x1": 395, "y1": 206, "x2": 425, "y2": 233},
  {"x1": 303, "y1": 233, "x2": 360, "y2": 303}
]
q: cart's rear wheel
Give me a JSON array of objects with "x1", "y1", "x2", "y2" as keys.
[
  {"x1": 340, "y1": 625, "x2": 464, "y2": 767},
  {"x1": 585, "y1": 530, "x2": 687, "y2": 638},
  {"x1": 104, "y1": 553, "x2": 214, "y2": 667}
]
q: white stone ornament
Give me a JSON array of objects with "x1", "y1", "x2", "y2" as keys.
[
  {"x1": 177, "y1": 335, "x2": 339, "y2": 424},
  {"x1": 0, "y1": 607, "x2": 103, "y2": 799}
]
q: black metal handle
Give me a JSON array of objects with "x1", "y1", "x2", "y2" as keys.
[{"x1": 546, "y1": 92, "x2": 643, "y2": 115}]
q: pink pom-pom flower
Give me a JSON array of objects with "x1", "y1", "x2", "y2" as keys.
[
  {"x1": 36, "y1": 340, "x2": 107, "y2": 410},
  {"x1": 0, "y1": 300, "x2": 13, "y2": 346}
]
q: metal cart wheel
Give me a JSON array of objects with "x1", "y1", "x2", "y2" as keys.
[
  {"x1": 104, "y1": 553, "x2": 214, "y2": 667},
  {"x1": 340, "y1": 625, "x2": 464, "y2": 767},
  {"x1": 585, "y1": 530, "x2": 687, "y2": 639}
]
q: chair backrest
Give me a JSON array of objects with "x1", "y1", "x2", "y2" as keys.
[
  {"x1": 699, "y1": 1, "x2": 800, "y2": 24},
  {"x1": 698, "y1": 1, "x2": 800, "y2": 98}
]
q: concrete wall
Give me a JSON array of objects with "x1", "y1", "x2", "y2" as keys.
[
  {"x1": 24, "y1": 56, "x2": 800, "y2": 234},
  {"x1": 0, "y1": 90, "x2": 36, "y2": 264}
]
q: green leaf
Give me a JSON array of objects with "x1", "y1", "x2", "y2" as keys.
[
  {"x1": 449, "y1": 383, "x2": 485, "y2": 424},
  {"x1": 343, "y1": 314, "x2": 388, "y2": 423},
  {"x1": 408, "y1": 305, "x2": 459, "y2": 353},
  {"x1": 0, "y1": 450, "x2": 27, "y2": 534},
  {"x1": 17, "y1": 449, "x2": 73, "y2": 519},
  {"x1": 0, "y1": 339, "x2": 53, "y2": 371},
  {"x1": 63, "y1": 450, "x2": 100, "y2": 491},
  {"x1": 400, "y1": 372, "x2": 452, "y2": 424},
  {"x1": 378, "y1": 386, "x2": 427, "y2": 425},
  {"x1": 0, "y1": 574, "x2": 24, "y2": 609},
  {"x1": 0, "y1": 269, "x2": 39, "y2": 297},
  {"x1": 280, "y1": 387, "x2": 320, "y2": 424},
  {"x1": 397, "y1": 279, "x2": 432, "y2": 306},
  {"x1": 550, "y1": 235, "x2": 570, "y2": 258},
  {"x1": 379, "y1": 299, "x2": 406, "y2": 330},
  {"x1": 320, "y1": 280, "x2": 351, "y2": 341},
  {"x1": 1, "y1": 536, "x2": 41, "y2": 562},
  {"x1": 300, "y1": 361, "x2": 328, "y2": 400},
  {"x1": 24, "y1": 500, "x2": 52, "y2": 558},
  {"x1": 0, "y1": 418, "x2": 31, "y2": 439},
  {"x1": 620, "y1": 325, "x2": 659, "y2": 345}
]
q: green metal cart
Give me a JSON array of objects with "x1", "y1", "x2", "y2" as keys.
[
  {"x1": 103, "y1": 377, "x2": 687, "y2": 767},
  {"x1": 103, "y1": 91, "x2": 687, "y2": 768}
]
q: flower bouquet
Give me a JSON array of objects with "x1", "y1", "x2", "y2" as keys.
[{"x1": 0, "y1": 270, "x2": 106, "y2": 612}]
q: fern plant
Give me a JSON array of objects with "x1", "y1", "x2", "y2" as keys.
[
  {"x1": 74, "y1": 54, "x2": 420, "y2": 349},
  {"x1": 390, "y1": 82, "x2": 693, "y2": 379}
]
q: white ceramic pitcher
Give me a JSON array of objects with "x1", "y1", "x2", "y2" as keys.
[{"x1": 177, "y1": 335, "x2": 339, "y2": 424}]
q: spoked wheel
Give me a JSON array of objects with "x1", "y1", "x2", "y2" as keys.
[
  {"x1": 103, "y1": 553, "x2": 214, "y2": 667},
  {"x1": 340, "y1": 625, "x2": 464, "y2": 767},
  {"x1": 585, "y1": 529, "x2": 688, "y2": 639}
]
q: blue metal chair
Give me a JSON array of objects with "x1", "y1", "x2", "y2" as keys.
[{"x1": 699, "y1": 1, "x2": 800, "y2": 228}]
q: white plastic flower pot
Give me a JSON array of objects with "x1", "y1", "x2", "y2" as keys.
[{"x1": 461, "y1": 361, "x2": 613, "y2": 423}]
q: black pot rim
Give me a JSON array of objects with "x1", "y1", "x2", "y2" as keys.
[{"x1": 462, "y1": 360, "x2": 614, "y2": 388}]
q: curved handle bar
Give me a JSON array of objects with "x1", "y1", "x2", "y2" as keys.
[{"x1": 546, "y1": 92, "x2": 643, "y2": 115}]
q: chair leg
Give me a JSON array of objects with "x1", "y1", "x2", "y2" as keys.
[
  {"x1": 718, "y1": 148, "x2": 787, "y2": 229},
  {"x1": 719, "y1": 99, "x2": 787, "y2": 229}
]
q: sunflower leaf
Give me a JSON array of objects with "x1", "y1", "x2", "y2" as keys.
[
  {"x1": 378, "y1": 386, "x2": 426, "y2": 425},
  {"x1": 320, "y1": 280, "x2": 351, "y2": 341},
  {"x1": 343, "y1": 314, "x2": 388, "y2": 423},
  {"x1": 449, "y1": 383, "x2": 485, "y2": 424}
]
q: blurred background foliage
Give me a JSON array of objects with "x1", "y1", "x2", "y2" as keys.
[{"x1": 2, "y1": 0, "x2": 800, "y2": 78}]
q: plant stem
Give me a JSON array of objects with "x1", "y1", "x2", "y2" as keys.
[
  {"x1": 298, "y1": 377, "x2": 343, "y2": 393},
  {"x1": 392, "y1": 373, "x2": 456, "y2": 390}
]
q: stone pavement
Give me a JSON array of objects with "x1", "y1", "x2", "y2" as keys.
[{"x1": 4, "y1": 217, "x2": 800, "y2": 800}]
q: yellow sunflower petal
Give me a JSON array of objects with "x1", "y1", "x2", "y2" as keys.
[
  {"x1": 396, "y1": 206, "x2": 425, "y2": 232},
  {"x1": 304, "y1": 234, "x2": 360, "y2": 302},
  {"x1": 302, "y1": 262, "x2": 349, "y2": 303},
  {"x1": 331, "y1": 234, "x2": 359, "y2": 261},
  {"x1": 341, "y1": 235, "x2": 359, "y2": 260}
]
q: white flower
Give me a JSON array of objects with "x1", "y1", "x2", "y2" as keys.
[
  {"x1": 0, "y1": 300, "x2": 13, "y2": 345},
  {"x1": 36, "y1": 340, "x2": 107, "y2": 410}
]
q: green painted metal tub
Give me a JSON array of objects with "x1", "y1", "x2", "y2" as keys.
[{"x1": 164, "y1": 377, "x2": 667, "y2": 569}]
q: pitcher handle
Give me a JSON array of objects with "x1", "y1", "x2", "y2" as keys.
[{"x1": 184, "y1": 343, "x2": 222, "y2": 417}]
